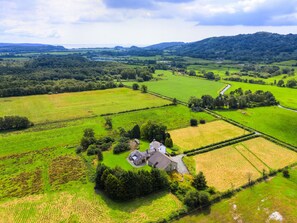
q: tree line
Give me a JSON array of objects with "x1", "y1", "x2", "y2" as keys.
[
  {"x1": 188, "y1": 88, "x2": 278, "y2": 110},
  {"x1": 0, "y1": 55, "x2": 154, "y2": 97},
  {"x1": 95, "y1": 164, "x2": 169, "y2": 201}
]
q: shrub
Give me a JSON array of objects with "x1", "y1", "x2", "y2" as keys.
[
  {"x1": 184, "y1": 190, "x2": 210, "y2": 209},
  {"x1": 97, "y1": 149, "x2": 103, "y2": 161},
  {"x1": 132, "y1": 83, "x2": 139, "y2": 90},
  {"x1": 83, "y1": 128, "x2": 95, "y2": 138},
  {"x1": 76, "y1": 146, "x2": 83, "y2": 154},
  {"x1": 200, "y1": 119, "x2": 206, "y2": 124},
  {"x1": 104, "y1": 117, "x2": 112, "y2": 130},
  {"x1": 81, "y1": 136, "x2": 96, "y2": 150},
  {"x1": 141, "y1": 85, "x2": 148, "y2": 93},
  {"x1": 113, "y1": 141, "x2": 130, "y2": 154},
  {"x1": 283, "y1": 169, "x2": 290, "y2": 178},
  {"x1": 0, "y1": 116, "x2": 33, "y2": 131},
  {"x1": 190, "y1": 119, "x2": 198, "y2": 126},
  {"x1": 165, "y1": 137, "x2": 173, "y2": 148},
  {"x1": 87, "y1": 144, "x2": 99, "y2": 156}
]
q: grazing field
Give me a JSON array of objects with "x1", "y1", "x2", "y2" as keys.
[
  {"x1": 192, "y1": 137, "x2": 297, "y2": 191},
  {"x1": 226, "y1": 81, "x2": 297, "y2": 109},
  {"x1": 175, "y1": 168, "x2": 297, "y2": 223},
  {"x1": 0, "y1": 147, "x2": 182, "y2": 223},
  {"x1": 0, "y1": 184, "x2": 182, "y2": 223},
  {"x1": 0, "y1": 105, "x2": 214, "y2": 157},
  {"x1": 126, "y1": 70, "x2": 226, "y2": 102},
  {"x1": 217, "y1": 106, "x2": 297, "y2": 146},
  {"x1": 169, "y1": 120, "x2": 247, "y2": 151},
  {"x1": 0, "y1": 88, "x2": 169, "y2": 123}
]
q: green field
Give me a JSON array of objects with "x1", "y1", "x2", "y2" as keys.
[
  {"x1": 226, "y1": 81, "x2": 297, "y2": 109},
  {"x1": 0, "y1": 105, "x2": 215, "y2": 157},
  {"x1": 0, "y1": 88, "x2": 169, "y2": 123},
  {"x1": 0, "y1": 146, "x2": 182, "y2": 223},
  {"x1": 126, "y1": 70, "x2": 226, "y2": 102},
  {"x1": 175, "y1": 168, "x2": 297, "y2": 223},
  {"x1": 217, "y1": 106, "x2": 297, "y2": 146}
]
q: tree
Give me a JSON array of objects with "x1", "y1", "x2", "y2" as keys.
[
  {"x1": 132, "y1": 83, "x2": 139, "y2": 90},
  {"x1": 283, "y1": 169, "x2": 290, "y2": 178},
  {"x1": 104, "y1": 117, "x2": 112, "y2": 129},
  {"x1": 130, "y1": 124, "x2": 141, "y2": 139},
  {"x1": 97, "y1": 149, "x2": 103, "y2": 161},
  {"x1": 87, "y1": 144, "x2": 99, "y2": 156},
  {"x1": 189, "y1": 70, "x2": 196, "y2": 76},
  {"x1": 165, "y1": 137, "x2": 173, "y2": 148},
  {"x1": 140, "y1": 121, "x2": 167, "y2": 142},
  {"x1": 192, "y1": 171, "x2": 208, "y2": 190},
  {"x1": 140, "y1": 85, "x2": 148, "y2": 93},
  {"x1": 202, "y1": 95, "x2": 215, "y2": 109},
  {"x1": 286, "y1": 79, "x2": 297, "y2": 88},
  {"x1": 190, "y1": 119, "x2": 198, "y2": 126},
  {"x1": 104, "y1": 174, "x2": 122, "y2": 199},
  {"x1": 80, "y1": 137, "x2": 95, "y2": 150},
  {"x1": 204, "y1": 72, "x2": 215, "y2": 80},
  {"x1": 83, "y1": 128, "x2": 95, "y2": 138},
  {"x1": 277, "y1": 80, "x2": 284, "y2": 87},
  {"x1": 172, "y1": 98, "x2": 177, "y2": 105},
  {"x1": 184, "y1": 190, "x2": 210, "y2": 209}
]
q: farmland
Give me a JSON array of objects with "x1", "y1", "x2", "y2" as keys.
[
  {"x1": 126, "y1": 70, "x2": 226, "y2": 102},
  {"x1": 192, "y1": 137, "x2": 297, "y2": 191},
  {"x1": 169, "y1": 120, "x2": 248, "y2": 151},
  {"x1": 0, "y1": 88, "x2": 169, "y2": 123},
  {"x1": 175, "y1": 168, "x2": 297, "y2": 223},
  {"x1": 225, "y1": 81, "x2": 297, "y2": 109},
  {"x1": 217, "y1": 106, "x2": 297, "y2": 146},
  {"x1": 0, "y1": 146, "x2": 182, "y2": 223},
  {"x1": 0, "y1": 105, "x2": 214, "y2": 157}
]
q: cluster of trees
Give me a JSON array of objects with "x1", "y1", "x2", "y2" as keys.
[
  {"x1": 140, "y1": 121, "x2": 169, "y2": 143},
  {"x1": 224, "y1": 77, "x2": 266, "y2": 85},
  {"x1": 0, "y1": 116, "x2": 33, "y2": 131},
  {"x1": 113, "y1": 137, "x2": 130, "y2": 154},
  {"x1": 188, "y1": 88, "x2": 277, "y2": 110},
  {"x1": 95, "y1": 164, "x2": 169, "y2": 200},
  {"x1": 77, "y1": 128, "x2": 114, "y2": 159},
  {"x1": 0, "y1": 55, "x2": 154, "y2": 97},
  {"x1": 277, "y1": 79, "x2": 297, "y2": 88}
]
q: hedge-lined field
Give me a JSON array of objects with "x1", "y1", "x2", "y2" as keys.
[
  {"x1": 126, "y1": 70, "x2": 226, "y2": 102},
  {"x1": 175, "y1": 168, "x2": 297, "y2": 223},
  {"x1": 217, "y1": 106, "x2": 297, "y2": 146},
  {"x1": 226, "y1": 81, "x2": 297, "y2": 109},
  {"x1": 192, "y1": 137, "x2": 297, "y2": 191},
  {"x1": 0, "y1": 105, "x2": 214, "y2": 157},
  {"x1": 169, "y1": 120, "x2": 248, "y2": 152},
  {"x1": 0, "y1": 88, "x2": 169, "y2": 124},
  {"x1": 0, "y1": 146, "x2": 182, "y2": 223}
]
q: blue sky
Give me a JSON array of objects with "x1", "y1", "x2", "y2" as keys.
[{"x1": 1, "y1": 0, "x2": 297, "y2": 46}]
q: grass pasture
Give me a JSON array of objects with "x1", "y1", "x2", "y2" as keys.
[
  {"x1": 217, "y1": 106, "x2": 297, "y2": 146},
  {"x1": 0, "y1": 105, "x2": 214, "y2": 157},
  {"x1": 0, "y1": 146, "x2": 182, "y2": 223},
  {"x1": 192, "y1": 137, "x2": 297, "y2": 191},
  {"x1": 0, "y1": 88, "x2": 169, "y2": 123},
  {"x1": 126, "y1": 70, "x2": 226, "y2": 102},
  {"x1": 175, "y1": 168, "x2": 297, "y2": 223},
  {"x1": 169, "y1": 120, "x2": 247, "y2": 151}
]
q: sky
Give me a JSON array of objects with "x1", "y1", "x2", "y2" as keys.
[{"x1": 1, "y1": 0, "x2": 297, "y2": 47}]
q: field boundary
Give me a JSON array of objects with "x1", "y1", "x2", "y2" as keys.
[{"x1": 185, "y1": 134, "x2": 258, "y2": 156}]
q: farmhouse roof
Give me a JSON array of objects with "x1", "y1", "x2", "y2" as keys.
[{"x1": 148, "y1": 151, "x2": 177, "y2": 170}]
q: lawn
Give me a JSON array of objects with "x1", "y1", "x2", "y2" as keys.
[
  {"x1": 126, "y1": 70, "x2": 226, "y2": 102},
  {"x1": 169, "y1": 120, "x2": 248, "y2": 152},
  {"x1": 175, "y1": 168, "x2": 297, "y2": 223},
  {"x1": 217, "y1": 106, "x2": 297, "y2": 146},
  {"x1": 0, "y1": 105, "x2": 214, "y2": 157},
  {"x1": 0, "y1": 88, "x2": 169, "y2": 123},
  {"x1": 225, "y1": 81, "x2": 297, "y2": 109},
  {"x1": 191, "y1": 137, "x2": 297, "y2": 191}
]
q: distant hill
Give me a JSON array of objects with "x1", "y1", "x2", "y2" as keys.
[
  {"x1": 144, "y1": 42, "x2": 185, "y2": 50},
  {"x1": 0, "y1": 43, "x2": 66, "y2": 53},
  {"x1": 171, "y1": 32, "x2": 297, "y2": 62}
]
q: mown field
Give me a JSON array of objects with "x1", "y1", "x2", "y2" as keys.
[
  {"x1": 0, "y1": 88, "x2": 169, "y2": 123},
  {"x1": 190, "y1": 137, "x2": 297, "y2": 191},
  {"x1": 175, "y1": 168, "x2": 297, "y2": 223},
  {"x1": 0, "y1": 105, "x2": 214, "y2": 157},
  {"x1": 0, "y1": 146, "x2": 182, "y2": 223},
  {"x1": 217, "y1": 106, "x2": 297, "y2": 146},
  {"x1": 169, "y1": 120, "x2": 248, "y2": 152},
  {"x1": 126, "y1": 70, "x2": 226, "y2": 102},
  {"x1": 225, "y1": 81, "x2": 297, "y2": 109}
]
